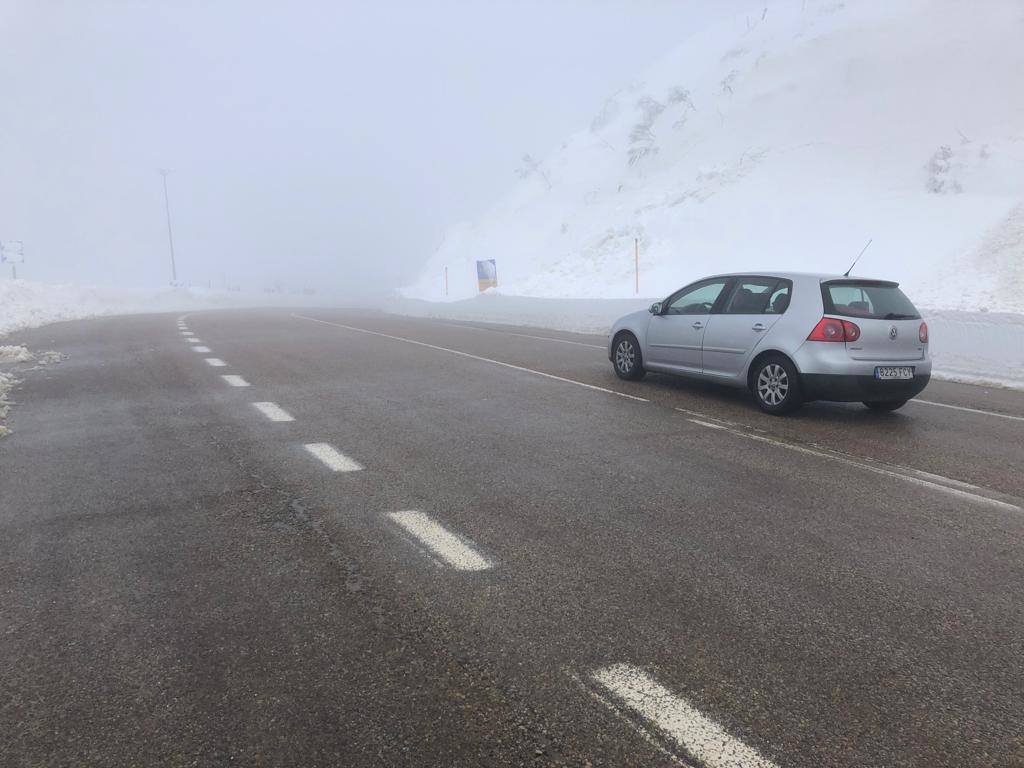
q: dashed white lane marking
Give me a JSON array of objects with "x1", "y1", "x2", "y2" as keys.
[
  {"x1": 592, "y1": 664, "x2": 779, "y2": 768},
  {"x1": 386, "y1": 511, "x2": 492, "y2": 571},
  {"x1": 221, "y1": 374, "x2": 250, "y2": 387},
  {"x1": 291, "y1": 314, "x2": 648, "y2": 403},
  {"x1": 912, "y1": 398, "x2": 1024, "y2": 423},
  {"x1": 252, "y1": 401, "x2": 294, "y2": 422},
  {"x1": 303, "y1": 442, "x2": 363, "y2": 472},
  {"x1": 185, "y1": 337, "x2": 202, "y2": 343},
  {"x1": 681, "y1": 408, "x2": 1021, "y2": 512},
  {"x1": 204, "y1": 357, "x2": 227, "y2": 367},
  {"x1": 192, "y1": 346, "x2": 212, "y2": 353}
]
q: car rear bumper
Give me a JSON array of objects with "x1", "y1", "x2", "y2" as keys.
[{"x1": 801, "y1": 373, "x2": 930, "y2": 402}]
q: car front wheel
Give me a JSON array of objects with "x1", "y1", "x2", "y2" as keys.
[
  {"x1": 752, "y1": 355, "x2": 803, "y2": 415},
  {"x1": 612, "y1": 333, "x2": 645, "y2": 380}
]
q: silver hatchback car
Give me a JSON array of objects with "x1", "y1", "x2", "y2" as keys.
[{"x1": 608, "y1": 272, "x2": 931, "y2": 414}]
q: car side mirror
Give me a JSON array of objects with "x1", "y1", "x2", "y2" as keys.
[{"x1": 649, "y1": 302, "x2": 663, "y2": 315}]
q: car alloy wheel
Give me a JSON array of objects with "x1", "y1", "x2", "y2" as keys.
[
  {"x1": 614, "y1": 338, "x2": 636, "y2": 375},
  {"x1": 757, "y1": 363, "x2": 790, "y2": 407}
]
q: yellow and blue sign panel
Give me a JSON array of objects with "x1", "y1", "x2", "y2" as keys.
[{"x1": 476, "y1": 259, "x2": 497, "y2": 292}]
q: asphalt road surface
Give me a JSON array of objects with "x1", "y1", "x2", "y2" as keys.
[{"x1": 2, "y1": 308, "x2": 1022, "y2": 768}]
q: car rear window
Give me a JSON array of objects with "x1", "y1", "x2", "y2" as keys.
[{"x1": 821, "y1": 280, "x2": 921, "y2": 320}]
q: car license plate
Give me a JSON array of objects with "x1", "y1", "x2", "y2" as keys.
[{"x1": 875, "y1": 366, "x2": 914, "y2": 380}]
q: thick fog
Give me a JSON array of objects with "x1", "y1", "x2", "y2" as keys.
[{"x1": 0, "y1": 1, "x2": 748, "y2": 300}]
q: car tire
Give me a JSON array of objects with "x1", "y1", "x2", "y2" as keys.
[
  {"x1": 751, "y1": 355, "x2": 803, "y2": 415},
  {"x1": 863, "y1": 399, "x2": 908, "y2": 411},
  {"x1": 612, "y1": 332, "x2": 645, "y2": 381}
]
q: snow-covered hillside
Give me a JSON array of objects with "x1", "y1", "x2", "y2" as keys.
[{"x1": 405, "y1": 0, "x2": 1024, "y2": 312}]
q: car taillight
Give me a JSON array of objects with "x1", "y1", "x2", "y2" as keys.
[
  {"x1": 807, "y1": 317, "x2": 860, "y2": 342},
  {"x1": 919, "y1": 322, "x2": 928, "y2": 343}
]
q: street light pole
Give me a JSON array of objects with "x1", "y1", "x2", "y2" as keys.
[{"x1": 159, "y1": 169, "x2": 178, "y2": 285}]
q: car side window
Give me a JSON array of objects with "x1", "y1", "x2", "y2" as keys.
[
  {"x1": 765, "y1": 281, "x2": 792, "y2": 314},
  {"x1": 665, "y1": 280, "x2": 728, "y2": 315},
  {"x1": 722, "y1": 278, "x2": 779, "y2": 314}
]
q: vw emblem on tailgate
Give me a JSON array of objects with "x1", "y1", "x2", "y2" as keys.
[{"x1": 889, "y1": 325, "x2": 898, "y2": 340}]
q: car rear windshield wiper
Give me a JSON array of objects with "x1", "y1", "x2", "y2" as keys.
[{"x1": 883, "y1": 313, "x2": 916, "y2": 319}]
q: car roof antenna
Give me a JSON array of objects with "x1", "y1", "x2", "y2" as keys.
[{"x1": 844, "y1": 238, "x2": 872, "y2": 277}]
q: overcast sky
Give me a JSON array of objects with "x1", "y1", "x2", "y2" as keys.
[{"x1": 0, "y1": 1, "x2": 743, "y2": 297}]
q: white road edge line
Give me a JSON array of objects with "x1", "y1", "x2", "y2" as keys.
[
  {"x1": 220, "y1": 374, "x2": 250, "y2": 387},
  {"x1": 681, "y1": 408, "x2": 1021, "y2": 512},
  {"x1": 192, "y1": 346, "x2": 212, "y2": 353},
  {"x1": 252, "y1": 401, "x2": 294, "y2": 422},
  {"x1": 502, "y1": 330, "x2": 605, "y2": 348},
  {"x1": 204, "y1": 358, "x2": 227, "y2": 367},
  {"x1": 430, "y1": 319, "x2": 1023, "y2": 421},
  {"x1": 912, "y1": 398, "x2": 1024, "y2": 423},
  {"x1": 592, "y1": 664, "x2": 779, "y2": 768},
  {"x1": 291, "y1": 314, "x2": 648, "y2": 403},
  {"x1": 386, "y1": 511, "x2": 492, "y2": 571},
  {"x1": 429, "y1": 320, "x2": 606, "y2": 349},
  {"x1": 303, "y1": 442, "x2": 363, "y2": 472},
  {"x1": 427, "y1": 325, "x2": 1024, "y2": 414},
  {"x1": 687, "y1": 418, "x2": 726, "y2": 430}
]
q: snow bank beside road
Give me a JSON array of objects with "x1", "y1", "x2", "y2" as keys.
[
  {"x1": 926, "y1": 310, "x2": 1024, "y2": 389},
  {"x1": 392, "y1": 296, "x2": 1024, "y2": 391},
  {"x1": 0, "y1": 344, "x2": 65, "y2": 437},
  {"x1": 0, "y1": 345, "x2": 34, "y2": 363},
  {"x1": 396, "y1": 294, "x2": 652, "y2": 336},
  {"x1": 0, "y1": 279, "x2": 295, "y2": 337}
]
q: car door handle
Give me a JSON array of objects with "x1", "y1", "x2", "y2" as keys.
[
  {"x1": 752, "y1": 323, "x2": 766, "y2": 331},
  {"x1": 692, "y1": 321, "x2": 704, "y2": 329}
]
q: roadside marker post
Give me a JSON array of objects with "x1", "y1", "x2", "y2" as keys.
[
  {"x1": 634, "y1": 238, "x2": 639, "y2": 294},
  {"x1": 1, "y1": 240, "x2": 25, "y2": 280}
]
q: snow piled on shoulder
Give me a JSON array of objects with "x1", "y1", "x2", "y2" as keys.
[
  {"x1": 0, "y1": 345, "x2": 34, "y2": 363},
  {"x1": 0, "y1": 365, "x2": 18, "y2": 434},
  {"x1": 405, "y1": 0, "x2": 1024, "y2": 313},
  {"x1": 0, "y1": 279, "x2": 285, "y2": 337}
]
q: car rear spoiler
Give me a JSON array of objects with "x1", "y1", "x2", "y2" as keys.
[{"x1": 821, "y1": 278, "x2": 899, "y2": 288}]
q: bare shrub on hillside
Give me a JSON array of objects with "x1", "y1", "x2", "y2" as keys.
[
  {"x1": 590, "y1": 97, "x2": 621, "y2": 133},
  {"x1": 628, "y1": 96, "x2": 665, "y2": 166},
  {"x1": 515, "y1": 154, "x2": 552, "y2": 190},
  {"x1": 925, "y1": 145, "x2": 963, "y2": 194},
  {"x1": 668, "y1": 86, "x2": 696, "y2": 131},
  {"x1": 720, "y1": 70, "x2": 739, "y2": 95}
]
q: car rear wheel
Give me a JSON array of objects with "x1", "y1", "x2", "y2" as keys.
[
  {"x1": 612, "y1": 333, "x2": 645, "y2": 381},
  {"x1": 752, "y1": 355, "x2": 803, "y2": 415},
  {"x1": 863, "y1": 399, "x2": 908, "y2": 411}
]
